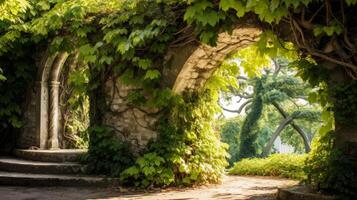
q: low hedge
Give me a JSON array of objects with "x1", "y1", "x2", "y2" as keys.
[{"x1": 228, "y1": 154, "x2": 307, "y2": 180}]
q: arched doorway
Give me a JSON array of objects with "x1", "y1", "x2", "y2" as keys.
[{"x1": 17, "y1": 51, "x2": 89, "y2": 151}]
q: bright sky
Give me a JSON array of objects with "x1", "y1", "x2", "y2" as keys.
[{"x1": 220, "y1": 96, "x2": 248, "y2": 118}]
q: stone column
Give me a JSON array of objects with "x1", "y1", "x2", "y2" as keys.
[
  {"x1": 48, "y1": 81, "x2": 60, "y2": 149},
  {"x1": 37, "y1": 81, "x2": 49, "y2": 149}
]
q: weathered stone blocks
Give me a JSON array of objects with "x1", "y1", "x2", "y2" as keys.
[{"x1": 103, "y1": 82, "x2": 159, "y2": 153}]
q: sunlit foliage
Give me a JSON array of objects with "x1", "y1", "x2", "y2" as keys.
[{"x1": 229, "y1": 154, "x2": 307, "y2": 180}]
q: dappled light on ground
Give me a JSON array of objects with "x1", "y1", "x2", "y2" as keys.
[{"x1": 0, "y1": 176, "x2": 297, "y2": 200}]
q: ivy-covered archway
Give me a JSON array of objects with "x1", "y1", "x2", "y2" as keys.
[
  {"x1": 18, "y1": 52, "x2": 69, "y2": 149},
  {"x1": 1, "y1": 0, "x2": 357, "y2": 198}
]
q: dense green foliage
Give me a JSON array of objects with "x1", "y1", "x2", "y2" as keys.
[
  {"x1": 0, "y1": 0, "x2": 30, "y2": 23},
  {"x1": 0, "y1": 0, "x2": 232, "y2": 187},
  {"x1": 121, "y1": 91, "x2": 228, "y2": 187},
  {"x1": 229, "y1": 154, "x2": 307, "y2": 180},
  {"x1": 85, "y1": 126, "x2": 135, "y2": 176},
  {"x1": 0, "y1": 43, "x2": 37, "y2": 153},
  {"x1": 297, "y1": 59, "x2": 357, "y2": 198},
  {"x1": 238, "y1": 78, "x2": 264, "y2": 159},
  {"x1": 59, "y1": 55, "x2": 90, "y2": 149},
  {"x1": 294, "y1": 56, "x2": 357, "y2": 198},
  {"x1": 219, "y1": 118, "x2": 240, "y2": 165},
  {"x1": 305, "y1": 128, "x2": 357, "y2": 199},
  {"x1": 329, "y1": 81, "x2": 357, "y2": 125},
  {"x1": 63, "y1": 99, "x2": 89, "y2": 149}
]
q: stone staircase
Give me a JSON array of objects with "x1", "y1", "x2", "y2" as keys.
[{"x1": 0, "y1": 149, "x2": 119, "y2": 187}]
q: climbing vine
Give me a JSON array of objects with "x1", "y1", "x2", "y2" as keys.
[
  {"x1": 294, "y1": 55, "x2": 357, "y2": 198},
  {"x1": 85, "y1": 126, "x2": 135, "y2": 176},
  {"x1": 121, "y1": 91, "x2": 228, "y2": 187},
  {"x1": 238, "y1": 78, "x2": 264, "y2": 159},
  {"x1": 0, "y1": 42, "x2": 37, "y2": 153}
]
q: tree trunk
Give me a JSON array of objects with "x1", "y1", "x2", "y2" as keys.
[
  {"x1": 319, "y1": 65, "x2": 357, "y2": 196},
  {"x1": 88, "y1": 66, "x2": 107, "y2": 147},
  {"x1": 262, "y1": 115, "x2": 294, "y2": 157},
  {"x1": 328, "y1": 66, "x2": 357, "y2": 160}
]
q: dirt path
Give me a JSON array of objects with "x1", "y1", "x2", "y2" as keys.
[{"x1": 0, "y1": 176, "x2": 298, "y2": 200}]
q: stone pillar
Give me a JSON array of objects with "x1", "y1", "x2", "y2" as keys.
[
  {"x1": 37, "y1": 81, "x2": 49, "y2": 149},
  {"x1": 48, "y1": 81, "x2": 60, "y2": 149}
]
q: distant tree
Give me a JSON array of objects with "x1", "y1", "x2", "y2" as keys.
[
  {"x1": 219, "y1": 118, "x2": 241, "y2": 165},
  {"x1": 219, "y1": 47, "x2": 321, "y2": 159}
]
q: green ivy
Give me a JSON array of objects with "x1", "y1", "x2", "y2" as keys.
[
  {"x1": 0, "y1": 0, "x2": 30, "y2": 23},
  {"x1": 305, "y1": 130, "x2": 357, "y2": 199},
  {"x1": 120, "y1": 152, "x2": 174, "y2": 187},
  {"x1": 121, "y1": 90, "x2": 228, "y2": 187},
  {"x1": 328, "y1": 81, "x2": 357, "y2": 125},
  {"x1": 239, "y1": 78, "x2": 264, "y2": 159},
  {"x1": 0, "y1": 42, "x2": 37, "y2": 153},
  {"x1": 219, "y1": 119, "x2": 241, "y2": 165},
  {"x1": 85, "y1": 126, "x2": 135, "y2": 176},
  {"x1": 296, "y1": 57, "x2": 357, "y2": 199}
]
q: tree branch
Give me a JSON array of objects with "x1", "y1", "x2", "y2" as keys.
[
  {"x1": 272, "y1": 59, "x2": 281, "y2": 76},
  {"x1": 237, "y1": 93, "x2": 254, "y2": 99},
  {"x1": 219, "y1": 99, "x2": 253, "y2": 114},
  {"x1": 236, "y1": 75, "x2": 248, "y2": 80},
  {"x1": 262, "y1": 115, "x2": 294, "y2": 157},
  {"x1": 272, "y1": 101, "x2": 311, "y2": 153}
]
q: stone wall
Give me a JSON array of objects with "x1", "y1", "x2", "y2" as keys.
[
  {"x1": 103, "y1": 81, "x2": 159, "y2": 153},
  {"x1": 17, "y1": 83, "x2": 39, "y2": 149}
]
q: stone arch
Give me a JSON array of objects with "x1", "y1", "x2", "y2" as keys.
[
  {"x1": 35, "y1": 53, "x2": 57, "y2": 149},
  {"x1": 29, "y1": 51, "x2": 70, "y2": 149},
  {"x1": 168, "y1": 26, "x2": 262, "y2": 93},
  {"x1": 164, "y1": 24, "x2": 313, "y2": 155},
  {"x1": 47, "y1": 53, "x2": 69, "y2": 149},
  {"x1": 104, "y1": 24, "x2": 263, "y2": 152}
]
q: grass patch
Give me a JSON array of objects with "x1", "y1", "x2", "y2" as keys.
[{"x1": 228, "y1": 154, "x2": 307, "y2": 180}]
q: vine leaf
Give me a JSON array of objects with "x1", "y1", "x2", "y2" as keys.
[{"x1": 144, "y1": 69, "x2": 161, "y2": 80}]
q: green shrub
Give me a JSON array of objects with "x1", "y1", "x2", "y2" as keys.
[
  {"x1": 85, "y1": 126, "x2": 135, "y2": 176},
  {"x1": 306, "y1": 130, "x2": 357, "y2": 199},
  {"x1": 305, "y1": 131, "x2": 335, "y2": 190},
  {"x1": 120, "y1": 153, "x2": 175, "y2": 187},
  {"x1": 219, "y1": 119, "x2": 240, "y2": 165},
  {"x1": 229, "y1": 154, "x2": 307, "y2": 180},
  {"x1": 120, "y1": 91, "x2": 229, "y2": 187},
  {"x1": 0, "y1": 43, "x2": 37, "y2": 153}
]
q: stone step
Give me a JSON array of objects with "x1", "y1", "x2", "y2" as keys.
[
  {"x1": 0, "y1": 171, "x2": 119, "y2": 187},
  {"x1": 14, "y1": 149, "x2": 87, "y2": 163},
  {"x1": 277, "y1": 186, "x2": 337, "y2": 200},
  {"x1": 0, "y1": 157, "x2": 85, "y2": 175}
]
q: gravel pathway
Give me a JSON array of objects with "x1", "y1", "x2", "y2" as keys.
[{"x1": 0, "y1": 175, "x2": 298, "y2": 200}]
